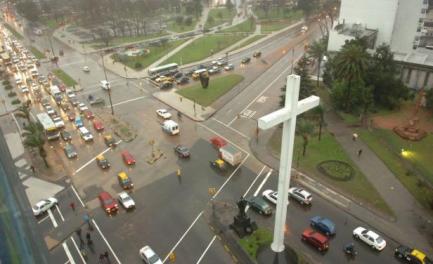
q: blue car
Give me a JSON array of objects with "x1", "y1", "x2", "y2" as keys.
[
  {"x1": 310, "y1": 216, "x2": 336, "y2": 236},
  {"x1": 75, "y1": 116, "x2": 83, "y2": 128}
]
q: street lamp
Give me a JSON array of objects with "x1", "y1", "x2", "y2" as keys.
[
  {"x1": 124, "y1": 66, "x2": 129, "y2": 86},
  {"x1": 100, "y1": 52, "x2": 114, "y2": 115}
]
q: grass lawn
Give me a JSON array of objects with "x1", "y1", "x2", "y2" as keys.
[
  {"x1": 91, "y1": 32, "x2": 168, "y2": 49},
  {"x1": 167, "y1": 20, "x2": 196, "y2": 33},
  {"x1": 30, "y1": 46, "x2": 46, "y2": 59},
  {"x1": 269, "y1": 129, "x2": 394, "y2": 216},
  {"x1": 113, "y1": 39, "x2": 187, "y2": 70},
  {"x1": 221, "y1": 18, "x2": 256, "y2": 33},
  {"x1": 239, "y1": 228, "x2": 272, "y2": 259},
  {"x1": 52, "y1": 69, "x2": 77, "y2": 87},
  {"x1": 4, "y1": 24, "x2": 23, "y2": 40},
  {"x1": 359, "y1": 129, "x2": 433, "y2": 210},
  {"x1": 229, "y1": 34, "x2": 267, "y2": 52},
  {"x1": 40, "y1": 17, "x2": 59, "y2": 29},
  {"x1": 205, "y1": 7, "x2": 236, "y2": 29},
  {"x1": 258, "y1": 9, "x2": 303, "y2": 33},
  {"x1": 176, "y1": 74, "x2": 244, "y2": 106},
  {"x1": 254, "y1": 7, "x2": 303, "y2": 20},
  {"x1": 261, "y1": 19, "x2": 297, "y2": 32},
  {"x1": 162, "y1": 34, "x2": 246, "y2": 65}
]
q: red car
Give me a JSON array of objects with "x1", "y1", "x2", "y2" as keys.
[
  {"x1": 93, "y1": 120, "x2": 104, "y2": 132},
  {"x1": 301, "y1": 228, "x2": 329, "y2": 252},
  {"x1": 67, "y1": 112, "x2": 75, "y2": 121},
  {"x1": 84, "y1": 110, "x2": 94, "y2": 120},
  {"x1": 210, "y1": 136, "x2": 227, "y2": 148},
  {"x1": 122, "y1": 150, "x2": 136, "y2": 165},
  {"x1": 98, "y1": 191, "x2": 118, "y2": 214}
]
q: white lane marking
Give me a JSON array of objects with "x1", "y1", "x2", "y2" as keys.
[
  {"x1": 62, "y1": 243, "x2": 76, "y2": 264},
  {"x1": 48, "y1": 209, "x2": 58, "y2": 227},
  {"x1": 64, "y1": 260, "x2": 70, "y2": 264},
  {"x1": 73, "y1": 140, "x2": 121, "y2": 175},
  {"x1": 37, "y1": 215, "x2": 50, "y2": 224},
  {"x1": 243, "y1": 166, "x2": 267, "y2": 197},
  {"x1": 198, "y1": 123, "x2": 248, "y2": 155},
  {"x1": 211, "y1": 118, "x2": 250, "y2": 139},
  {"x1": 70, "y1": 237, "x2": 87, "y2": 264},
  {"x1": 253, "y1": 169, "x2": 273, "y2": 196},
  {"x1": 92, "y1": 219, "x2": 122, "y2": 264},
  {"x1": 55, "y1": 204, "x2": 65, "y2": 221},
  {"x1": 71, "y1": 185, "x2": 86, "y2": 207},
  {"x1": 163, "y1": 212, "x2": 204, "y2": 263},
  {"x1": 106, "y1": 96, "x2": 147, "y2": 108},
  {"x1": 196, "y1": 235, "x2": 217, "y2": 264},
  {"x1": 212, "y1": 154, "x2": 249, "y2": 200}
]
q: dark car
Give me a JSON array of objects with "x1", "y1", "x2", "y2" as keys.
[
  {"x1": 247, "y1": 196, "x2": 272, "y2": 216},
  {"x1": 241, "y1": 57, "x2": 251, "y2": 64},
  {"x1": 61, "y1": 131, "x2": 72, "y2": 141},
  {"x1": 174, "y1": 72, "x2": 183, "y2": 79},
  {"x1": 301, "y1": 228, "x2": 329, "y2": 252},
  {"x1": 96, "y1": 155, "x2": 111, "y2": 169},
  {"x1": 394, "y1": 245, "x2": 433, "y2": 264},
  {"x1": 253, "y1": 51, "x2": 262, "y2": 58},
  {"x1": 185, "y1": 70, "x2": 194, "y2": 77},
  {"x1": 150, "y1": 74, "x2": 160, "y2": 81},
  {"x1": 197, "y1": 64, "x2": 207, "y2": 70},
  {"x1": 174, "y1": 145, "x2": 190, "y2": 158},
  {"x1": 177, "y1": 77, "x2": 190, "y2": 85},
  {"x1": 310, "y1": 216, "x2": 336, "y2": 236},
  {"x1": 160, "y1": 81, "x2": 173, "y2": 89},
  {"x1": 63, "y1": 143, "x2": 77, "y2": 159}
]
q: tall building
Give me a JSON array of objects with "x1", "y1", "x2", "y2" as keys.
[{"x1": 328, "y1": 0, "x2": 433, "y2": 90}]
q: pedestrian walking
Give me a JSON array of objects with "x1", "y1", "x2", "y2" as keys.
[
  {"x1": 30, "y1": 165, "x2": 35, "y2": 175},
  {"x1": 86, "y1": 232, "x2": 91, "y2": 241},
  {"x1": 358, "y1": 149, "x2": 363, "y2": 157},
  {"x1": 352, "y1": 133, "x2": 358, "y2": 141},
  {"x1": 104, "y1": 251, "x2": 111, "y2": 263},
  {"x1": 70, "y1": 202, "x2": 75, "y2": 212},
  {"x1": 75, "y1": 229, "x2": 82, "y2": 239},
  {"x1": 99, "y1": 254, "x2": 105, "y2": 263},
  {"x1": 87, "y1": 238, "x2": 93, "y2": 246}
]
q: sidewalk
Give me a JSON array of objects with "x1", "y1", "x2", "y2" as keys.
[{"x1": 250, "y1": 127, "x2": 433, "y2": 255}]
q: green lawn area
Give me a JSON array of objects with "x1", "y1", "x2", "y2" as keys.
[
  {"x1": 221, "y1": 18, "x2": 256, "y2": 33},
  {"x1": 261, "y1": 19, "x2": 297, "y2": 32},
  {"x1": 52, "y1": 69, "x2": 77, "y2": 87},
  {"x1": 239, "y1": 228, "x2": 272, "y2": 259},
  {"x1": 162, "y1": 34, "x2": 246, "y2": 65},
  {"x1": 4, "y1": 24, "x2": 23, "y2": 40},
  {"x1": 176, "y1": 74, "x2": 244, "y2": 106},
  {"x1": 167, "y1": 20, "x2": 197, "y2": 33},
  {"x1": 254, "y1": 7, "x2": 303, "y2": 20},
  {"x1": 229, "y1": 34, "x2": 267, "y2": 52},
  {"x1": 91, "y1": 32, "x2": 168, "y2": 49},
  {"x1": 269, "y1": 129, "x2": 394, "y2": 216},
  {"x1": 113, "y1": 39, "x2": 187, "y2": 71},
  {"x1": 257, "y1": 9, "x2": 303, "y2": 32},
  {"x1": 40, "y1": 17, "x2": 59, "y2": 29},
  {"x1": 205, "y1": 7, "x2": 236, "y2": 29},
  {"x1": 30, "y1": 46, "x2": 46, "y2": 59},
  {"x1": 359, "y1": 129, "x2": 433, "y2": 210}
]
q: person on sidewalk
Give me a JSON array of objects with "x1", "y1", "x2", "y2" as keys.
[
  {"x1": 70, "y1": 202, "x2": 75, "y2": 212},
  {"x1": 104, "y1": 251, "x2": 111, "y2": 263},
  {"x1": 358, "y1": 149, "x2": 363, "y2": 157}
]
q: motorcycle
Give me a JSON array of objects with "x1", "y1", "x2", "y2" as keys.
[{"x1": 343, "y1": 242, "x2": 357, "y2": 258}]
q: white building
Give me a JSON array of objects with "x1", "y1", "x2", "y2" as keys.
[{"x1": 328, "y1": 0, "x2": 433, "y2": 90}]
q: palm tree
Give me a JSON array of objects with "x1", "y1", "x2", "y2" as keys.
[
  {"x1": 296, "y1": 119, "x2": 314, "y2": 157},
  {"x1": 22, "y1": 122, "x2": 49, "y2": 168},
  {"x1": 311, "y1": 105, "x2": 325, "y2": 141},
  {"x1": 308, "y1": 39, "x2": 327, "y2": 89},
  {"x1": 334, "y1": 42, "x2": 369, "y2": 111},
  {"x1": 15, "y1": 103, "x2": 31, "y2": 123}
]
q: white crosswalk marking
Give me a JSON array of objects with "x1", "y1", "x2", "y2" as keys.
[
  {"x1": 256, "y1": 96, "x2": 268, "y2": 103},
  {"x1": 241, "y1": 109, "x2": 256, "y2": 118}
]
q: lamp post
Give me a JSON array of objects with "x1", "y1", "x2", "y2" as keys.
[
  {"x1": 100, "y1": 52, "x2": 114, "y2": 115},
  {"x1": 124, "y1": 66, "x2": 129, "y2": 86}
]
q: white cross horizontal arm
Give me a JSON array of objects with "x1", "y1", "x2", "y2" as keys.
[{"x1": 258, "y1": 95, "x2": 320, "y2": 130}]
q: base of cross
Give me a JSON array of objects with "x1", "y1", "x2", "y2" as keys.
[{"x1": 257, "y1": 246, "x2": 296, "y2": 264}]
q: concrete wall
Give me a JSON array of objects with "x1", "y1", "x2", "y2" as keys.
[
  {"x1": 327, "y1": 30, "x2": 355, "y2": 51},
  {"x1": 390, "y1": 0, "x2": 425, "y2": 53}
]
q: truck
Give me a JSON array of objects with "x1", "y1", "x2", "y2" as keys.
[
  {"x1": 49, "y1": 85, "x2": 61, "y2": 97},
  {"x1": 36, "y1": 113, "x2": 60, "y2": 140},
  {"x1": 219, "y1": 144, "x2": 242, "y2": 166}
]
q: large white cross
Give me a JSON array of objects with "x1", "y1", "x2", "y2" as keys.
[{"x1": 258, "y1": 74, "x2": 320, "y2": 252}]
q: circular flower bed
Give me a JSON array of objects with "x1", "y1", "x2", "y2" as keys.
[{"x1": 317, "y1": 160, "x2": 354, "y2": 181}]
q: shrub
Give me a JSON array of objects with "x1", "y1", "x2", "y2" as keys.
[
  {"x1": 185, "y1": 16, "x2": 193, "y2": 26},
  {"x1": 11, "y1": 99, "x2": 20, "y2": 105},
  {"x1": 5, "y1": 84, "x2": 13, "y2": 90},
  {"x1": 7, "y1": 91, "x2": 17, "y2": 97},
  {"x1": 2, "y1": 80, "x2": 10, "y2": 85},
  {"x1": 134, "y1": 62, "x2": 142, "y2": 69},
  {"x1": 175, "y1": 16, "x2": 184, "y2": 24}
]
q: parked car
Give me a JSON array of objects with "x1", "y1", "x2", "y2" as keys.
[
  {"x1": 32, "y1": 197, "x2": 58, "y2": 216},
  {"x1": 160, "y1": 81, "x2": 173, "y2": 89},
  {"x1": 247, "y1": 196, "x2": 272, "y2": 216},
  {"x1": 177, "y1": 77, "x2": 189, "y2": 85},
  {"x1": 63, "y1": 143, "x2": 77, "y2": 159},
  {"x1": 174, "y1": 145, "x2": 190, "y2": 158},
  {"x1": 241, "y1": 57, "x2": 251, "y2": 64},
  {"x1": 96, "y1": 155, "x2": 111, "y2": 169},
  {"x1": 394, "y1": 245, "x2": 432, "y2": 264},
  {"x1": 84, "y1": 110, "x2": 94, "y2": 120},
  {"x1": 301, "y1": 228, "x2": 329, "y2": 252},
  {"x1": 52, "y1": 116, "x2": 65, "y2": 128},
  {"x1": 99, "y1": 191, "x2": 118, "y2": 214},
  {"x1": 139, "y1": 246, "x2": 162, "y2": 264},
  {"x1": 156, "y1": 109, "x2": 172, "y2": 119},
  {"x1": 262, "y1": 189, "x2": 278, "y2": 205},
  {"x1": 288, "y1": 187, "x2": 312, "y2": 205},
  {"x1": 122, "y1": 150, "x2": 136, "y2": 165},
  {"x1": 118, "y1": 191, "x2": 135, "y2": 210},
  {"x1": 353, "y1": 226, "x2": 386, "y2": 251},
  {"x1": 310, "y1": 216, "x2": 336, "y2": 236},
  {"x1": 93, "y1": 119, "x2": 104, "y2": 132}
]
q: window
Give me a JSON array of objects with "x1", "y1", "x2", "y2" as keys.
[{"x1": 421, "y1": 8, "x2": 427, "y2": 14}]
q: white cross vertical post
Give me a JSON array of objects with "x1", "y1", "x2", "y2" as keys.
[{"x1": 258, "y1": 74, "x2": 320, "y2": 252}]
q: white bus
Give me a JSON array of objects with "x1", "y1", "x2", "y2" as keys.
[
  {"x1": 148, "y1": 63, "x2": 178, "y2": 76},
  {"x1": 36, "y1": 113, "x2": 59, "y2": 140}
]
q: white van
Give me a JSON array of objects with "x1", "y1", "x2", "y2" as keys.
[
  {"x1": 162, "y1": 120, "x2": 179, "y2": 135},
  {"x1": 100, "y1": 80, "x2": 111, "y2": 90},
  {"x1": 78, "y1": 127, "x2": 93, "y2": 142}
]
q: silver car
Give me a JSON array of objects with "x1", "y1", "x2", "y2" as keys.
[{"x1": 288, "y1": 187, "x2": 312, "y2": 205}]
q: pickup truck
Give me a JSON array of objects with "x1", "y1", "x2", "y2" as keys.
[{"x1": 219, "y1": 145, "x2": 242, "y2": 166}]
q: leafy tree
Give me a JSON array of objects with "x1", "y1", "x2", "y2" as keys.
[
  {"x1": 217, "y1": 11, "x2": 223, "y2": 20},
  {"x1": 22, "y1": 122, "x2": 48, "y2": 168},
  {"x1": 308, "y1": 38, "x2": 327, "y2": 88},
  {"x1": 226, "y1": 0, "x2": 234, "y2": 11},
  {"x1": 294, "y1": 55, "x2": 314, "y2": 99},
  {"x1": 15, "y1": 103, "x2": 31, "y2": 123},
  {"x1": 176, "y1": 16, "x2": 184, "y2": 25},
  {"x1": 16, "y1": 1, "x2": 40, "y2": 21},
  {"x1": 296, "y1": 119, "x2": 314, "y2": 156},
  {"x1": 185, "y1": 16, "x2": 193, "y2": 26},
  {"x1": 334, "y1": 41, "x2": 369, "y2": 111},
  {"x1": 297, "y1": 0, "x2": 318, "y2": 18},
  {"x1": 311, "y1": 105, "x2": 325, "y2": 140},
  {"x1": 207, "y1": 15, "x2": 215, "y2": 26}
]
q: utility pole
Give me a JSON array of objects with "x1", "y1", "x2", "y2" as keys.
[
  {"x1": 290, "y1": 48, "x2": 295, "y2": 74},
  {"x1": 100, "y1": 52, "x2": 114, "y2": 115}
]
